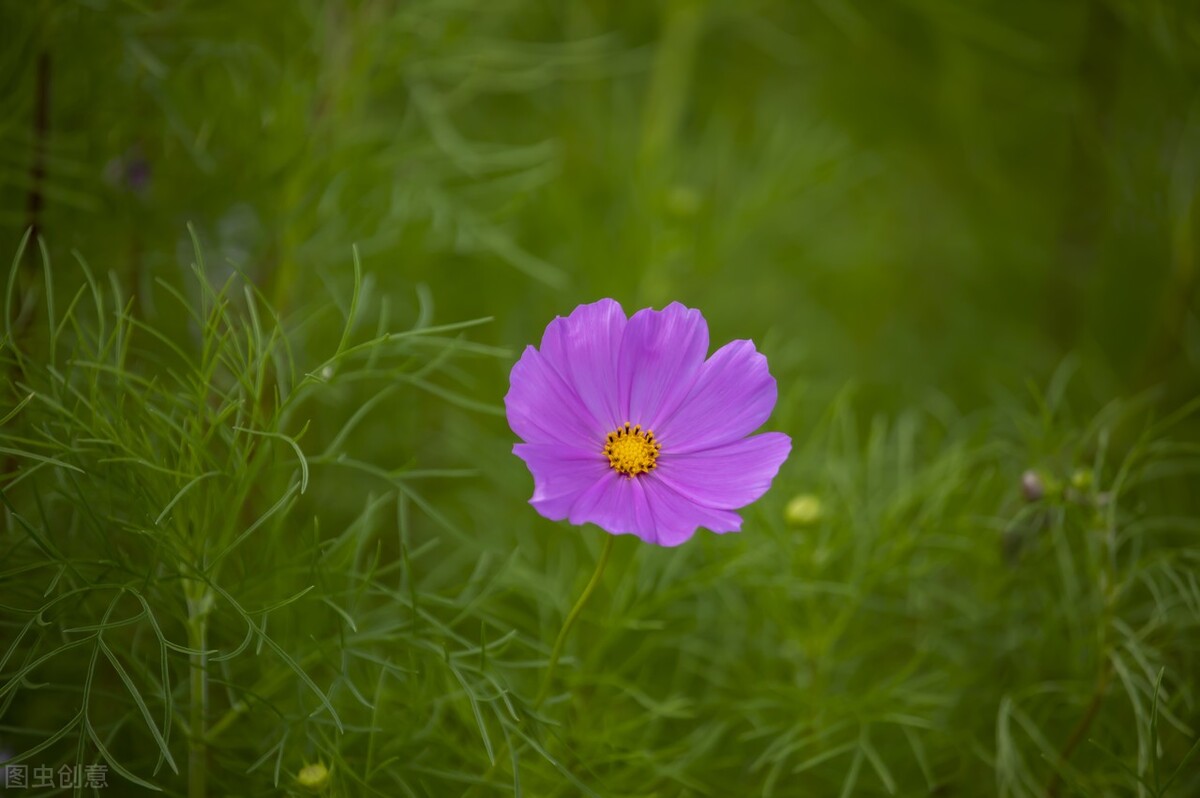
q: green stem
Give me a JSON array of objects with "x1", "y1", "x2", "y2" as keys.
[
  {"x1": 638, "y1": 0, "x2": 704, "y2": 169},
  {"x1": 1046, "y1": 664, "x2": 1112, "y2": 797},
  {"x1": 535, "y1": 534, "x2": 615, "y2": 709},
  {"x1": 205, "y1": 649, "x2": 325, "y2": 743},
  {"x1": 185, "y1": 583, "x2": 210, "y2": 798}
]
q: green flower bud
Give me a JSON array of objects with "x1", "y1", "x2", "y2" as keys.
[
  {"x1": 785, "y1": 494, "x2": 823, "y2": 527},
  {"x1": 665, "y1": 185, "x2": 702, "y2": 217},
  {"x1": 297, "y1": 762, "x2": 330, "y2": 792}
]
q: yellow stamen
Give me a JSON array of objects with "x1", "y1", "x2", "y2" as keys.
[{"x1": 603, "y1": 422, "x2": 661, "y2": 477}]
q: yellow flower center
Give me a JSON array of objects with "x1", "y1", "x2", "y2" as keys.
[{"x1": 603, "y1": 422, "x2": 660, "y2": 477}]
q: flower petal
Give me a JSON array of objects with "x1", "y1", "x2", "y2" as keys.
[
  {"x1": 539, "y1": 299, "x2": 627, "y2": 432},
  {"x1": 505, "y1": 346, "x2": 605, "y2": 447},
  {"x1": 514, "y1": 443, "x2": 609, "y2": 521},
  {"x1": 567, "y1": 471, "x2": 658, "y2": 544},
  {"x1": 655, "y1": 339, "x2": 778, "y2": 453},
  {"x1": 640, "y1": 476, "x2": 744, "y2": 546},
  {"x1": 656, "y1": 432, "x2": 791, "y2": 510},
  {"x1": 617, "y1": 302, "x2": 709, "y2": 431}
]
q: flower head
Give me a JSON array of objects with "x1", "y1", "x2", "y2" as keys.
[{"x1": 506, "y1": 299, "x2": 791, "y2": 546}]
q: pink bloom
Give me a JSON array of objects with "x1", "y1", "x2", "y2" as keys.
[{"x1": 506, "y1": 299, "x2": 791, "y2": 546}]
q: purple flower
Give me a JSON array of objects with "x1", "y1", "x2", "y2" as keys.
[{"x1": 506, "y1": 299, "x2": 791, "y2": 546}]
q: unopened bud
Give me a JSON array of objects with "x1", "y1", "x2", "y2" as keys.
[
  {"x1": 1020, "y1": 470, "x2": 1044, "y2": 502},
  {"x1": 785, "y1": 494, "x2": 823, "y2": 527},
  {"x1": 665, "y1": 185, "x2": 702, "y2": 217},
  {"x1": 297, "y1": 762, "x2": 330, "y2": 791}
]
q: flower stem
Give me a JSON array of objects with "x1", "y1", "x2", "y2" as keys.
[
  {"x1": 1046, "y1": 664, "x2": 1111, "y2": 797},
  {"x1": 185, "y1": 582, "x2": 210, "y2": 798},
  {"x1": 534, "y1": 534, "x2": 615, "y2": 709}
]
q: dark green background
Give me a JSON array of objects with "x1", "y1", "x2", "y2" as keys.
[
  {"x1": 3, "y1": 2, "x2": 1199, "y2": 797},
  {"x1": 7, "y1": 1, "x2": 1199, "y2": 411}
]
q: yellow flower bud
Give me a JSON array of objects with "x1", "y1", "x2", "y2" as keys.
[
  {"x1": 297, "y1": 762, "x2": 330, "y2": 792},
  {"x1": 785, "y1": 494, "x2": 823, "y2": 527}
]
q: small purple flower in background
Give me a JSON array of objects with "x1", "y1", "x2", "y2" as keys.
[
  {"x1": 0, "y1": 744, "x2": 11, "y2": 790},
  {"x1": 506, "y1": 299, "x2": 791, "y2": 546},
  {"x1": 103, "y1": 144, "x2": 151, "y2": 195}
]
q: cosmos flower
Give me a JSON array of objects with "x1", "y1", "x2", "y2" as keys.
[{"x1": 506, "y1": 299, "x2": 791, "y2": 546}]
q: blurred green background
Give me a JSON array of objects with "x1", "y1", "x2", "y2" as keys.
[
  {"x1": 2, "y1": 1, "x2": 1199, "y2": 796},
  {"x1": 8, "y1": 0, "x2": 1200, "y2": 408}
]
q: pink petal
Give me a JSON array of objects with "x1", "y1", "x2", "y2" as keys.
[
  {"x1": 556, "y1": 468, "x2": 745, "y2": 547},
  {"x1": 640, "y1": 476, "x2": 744, "y2": 546},
  {"x1": 655, "y1": 432, "x2": 791, "y2": 510},
  {"x1": 617, "y1": 303, "x2": 709, "y2": 432},
  {"x1": 567, "y1": 470, "x2": 659, "y2": 544},
  {"x1": 539, "y1": 299, "x2": 627, "y2": 432},
  {"x1": 505, "y1": 346, "x2": 605, "y2": 448},
  {"x1": 655, "y1": 339, "x2": 778, "y2": 453},
  {"x1": 514, "y1": 444, "x2": 609, "y2": 521}
]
